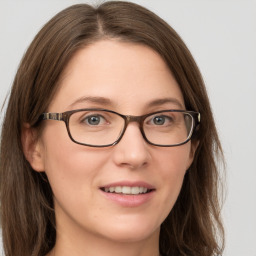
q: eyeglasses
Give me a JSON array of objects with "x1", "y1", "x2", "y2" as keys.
[{"x1": 39, "y1": 108, "x2": 200, "y2": 147}]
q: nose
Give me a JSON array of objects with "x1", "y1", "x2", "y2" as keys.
[{"x1": 112, "y1": 123, "x2": 151, "y2": 169}]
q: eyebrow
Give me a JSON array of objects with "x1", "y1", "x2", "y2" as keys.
[
  {"x1": 68, "y1": 96, "x2": 184, "y2": 110},
  {"x1": 68, "y1": 96, "x2": 114, "y2": 108},
  {"x1": 147, "y1": 98, "x2": 184, "y2": 109}
]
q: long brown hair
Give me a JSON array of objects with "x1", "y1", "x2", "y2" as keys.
[{"x1": 0, "y1": 2, "x2": 224, "y2": 256}]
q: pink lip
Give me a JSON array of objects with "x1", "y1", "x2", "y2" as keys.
[{"x1": 99, "y1": 180, "x2": 155, "y2": 207}]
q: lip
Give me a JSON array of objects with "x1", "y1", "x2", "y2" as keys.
[
  {"x1": 99, "y1": 180, "x2": 156, "y2": 207},
  {"x1": 101, "y1": 181, "x2": 155, "y2": 189}
]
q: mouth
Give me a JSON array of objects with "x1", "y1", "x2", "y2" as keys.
[
  {"x1": 100, "y1": 186, "x2": 154, "y2": 195},
  {"x1": 99, "y1": 182, "x2": 155, "y2": 206}
]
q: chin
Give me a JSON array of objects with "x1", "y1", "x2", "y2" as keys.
[{"x1": 94, "y1": 217, "x2": 160, "y2": 243}]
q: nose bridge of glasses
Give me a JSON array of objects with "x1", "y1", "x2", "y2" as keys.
[
  {"x1": 125, "y1": 115, "x2": 145, "y2": 129},
  {"x1": 120, "y1": 115, "x2": 145, "y2": 138},
  {"x1": 118, "y1": 115, "x2": 146, "y2": 145}
]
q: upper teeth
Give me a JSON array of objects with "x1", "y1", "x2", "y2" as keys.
[{"x1": 103, "y1": 186, "x2": 148, "y2": 195}]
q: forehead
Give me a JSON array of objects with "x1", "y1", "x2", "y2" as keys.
[{"x1": 49, "y1": 40, "x2": 185, "y2": 113}]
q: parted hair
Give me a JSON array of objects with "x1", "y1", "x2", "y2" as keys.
[{"x1": 0, "y1": 1, "x2": 224, "y2": 256}]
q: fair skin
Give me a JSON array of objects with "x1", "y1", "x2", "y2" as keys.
[{"x1": 25, "y1": 40, "x2": 196, "y2": 256}]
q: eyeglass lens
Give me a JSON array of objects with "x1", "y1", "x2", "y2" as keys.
[{"x1": 68, "y1": 110, "x2": 194, "y2": 146}]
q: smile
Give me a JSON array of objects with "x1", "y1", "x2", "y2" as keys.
[
  {"x1": 101, "y1": 186, "x2": 152, "y2": 195},
  {"x1": 100, "y1": 182, "x2": 155, "y2": 207}
]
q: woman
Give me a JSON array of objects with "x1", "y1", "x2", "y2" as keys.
[{"x1": 0, "y1": 1, "x2": 224, "y2": 256}]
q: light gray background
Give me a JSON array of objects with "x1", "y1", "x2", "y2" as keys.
[{"x1": 0, "y1": 0, "x2": 255, "y2": 255}]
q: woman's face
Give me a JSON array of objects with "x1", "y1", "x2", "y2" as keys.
[{"x1": 33, "y1": 40, "x2": 196, "y2": 244}]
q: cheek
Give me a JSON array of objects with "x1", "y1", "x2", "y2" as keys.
[
  {"x1": 41, "y1": 126, "x2": 107, "y2": 204},
  {"x1": 155, "y1": 143, "x2": 192, "y2": 178},
  {"x1": 153, "y1": 144, "x2": 192, "y2": 215}
]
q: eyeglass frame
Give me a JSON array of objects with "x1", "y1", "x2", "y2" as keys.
[{"x1": 39, "y1": 108, "x2": 200, "y2": 147}]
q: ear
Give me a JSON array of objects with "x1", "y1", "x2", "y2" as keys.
[
  {"x1": 22, "y1": 123, "x2": 45, "y2": 172},
  {"x1": 186, "y1": 140, "x2": 200, "y2": 170}
]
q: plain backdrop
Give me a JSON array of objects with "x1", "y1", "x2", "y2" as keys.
[{"x1": 0, "y1": 0, "x2": 255, "y2": 255}]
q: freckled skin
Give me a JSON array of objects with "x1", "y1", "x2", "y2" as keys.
[{"x1": 33, "y1": 40, "x2": 195, "y2": 256}]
